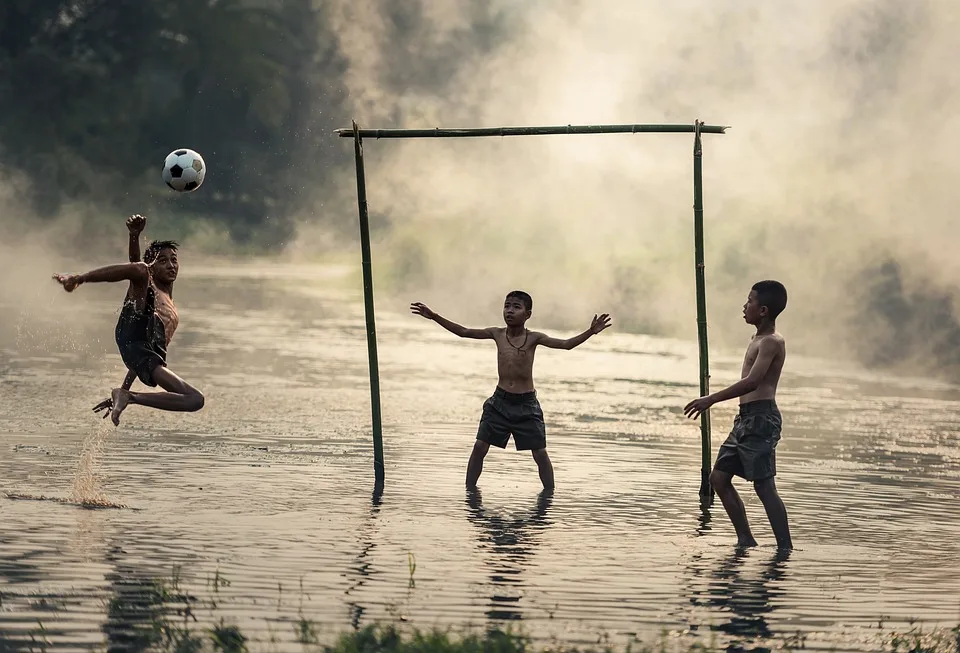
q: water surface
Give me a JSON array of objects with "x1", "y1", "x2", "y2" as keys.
[{"x1": 1, "y1": 264, "x2": 958, "y2": 651}]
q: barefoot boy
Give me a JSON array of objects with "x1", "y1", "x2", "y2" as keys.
[
  {"x1": 684, "y1": 280, "x2": 792, "y2": 549},
  {"x1": 53, "y1": 215, "x2": 204, "y2": 425},
  {"x1": 89, "y1": 214, "x2": 151, "y2": 414},
  {"x1": 411, "y1": 291, "x2": 611, "y2": 491}
]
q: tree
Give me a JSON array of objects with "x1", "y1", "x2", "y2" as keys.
[{"x1": 0, "y1": 0, "x2": 348, "y2": 245}]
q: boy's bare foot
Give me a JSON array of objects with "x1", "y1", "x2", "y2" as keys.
[
  {"x1": 736, "y1": 537, "x2": 759, "y2": 548},
  {"x1": 110, "y1": 388, "x2": 130, "y2": 426}
]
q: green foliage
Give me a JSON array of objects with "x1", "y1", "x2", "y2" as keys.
[{"x1": 0, "y1": 0, "x2": 348, "y2": 246}]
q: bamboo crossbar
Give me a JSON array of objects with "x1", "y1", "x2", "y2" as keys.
[{"x1": 336, "y1": 124, "x2": 727, "y2": 139}]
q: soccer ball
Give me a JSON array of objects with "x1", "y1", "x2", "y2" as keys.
[{"x1": 162, "y1": 149, "x2": 206, "y2": 192}]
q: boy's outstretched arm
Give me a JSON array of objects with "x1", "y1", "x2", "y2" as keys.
[
  {"x1": 127, "y1": 214, "x2": 146, "y2": 262},
  {"x1": 535, "y1": 313, "x2": 612, "y2": 350},
  {"x1": 410, "y1": 302, "x2": 493, "y2": 339},
  {"x1": 53, "y1": 262, "x2": 149, "y2": 291},
  {"x1": 683, "y1": 337, "x2": 781, "y2": 419}
]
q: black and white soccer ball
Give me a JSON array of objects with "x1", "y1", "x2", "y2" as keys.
[{"x1": 162, "y1": 148, "x2": 206, "y2": 192}]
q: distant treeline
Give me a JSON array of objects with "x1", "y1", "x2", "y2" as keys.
[{"x1": 0, "y1": 0, "x2": 350, "y2": 246}]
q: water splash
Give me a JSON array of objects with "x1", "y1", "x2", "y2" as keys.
[
  {"x1": 70, "y1": 419, "x2": 112, "y2": 504},
  {"x1": 5, "y1": 492, "x2": 128, "y2": 510},
  {"x1": 4, "y1": 421, "x2": 130, "y2": 510}
]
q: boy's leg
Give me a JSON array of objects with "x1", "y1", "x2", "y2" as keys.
[
  {"x1": 110, "y1": 366, "x2": 204, "y2": 425},
  {"x1": 754, "y1": 477, "x2": 792, "y2": 550},
  {"x1": 471, "y1": 394, "x2": 511, "y2": 488},
  {"x1": 709, "y1": 468, "x2": 757, "y2": 547},
  {"x1": 466, "y1": 440, "x2": 490, "y2": 489},
  {"x1": 531, "y1": 448, "x2": 554, "y2": 491}
]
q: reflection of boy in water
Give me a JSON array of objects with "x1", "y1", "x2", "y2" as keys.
[
  {"x1": 52, "y1": 214, "x2": 204, "y2": 426},
  {"x1": 684, "y1": 281, "x2": 792, "y2": 550},
  {"x1": 412, "y1": 291, "x2": 610, "y2": 490},
  {"x1": 465, "y1": 489, "x2": 553, "y2": 621},
  {"x1": 691, "y1": 548, "x2": 791, "y2": 645}
]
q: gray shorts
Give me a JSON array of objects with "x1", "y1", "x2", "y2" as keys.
[
  {"x1": 714, "y1": 400, "x2": 782, "y2": 481},
  {"x1": 477, "y1": 387, "x2": 547, "y2": 451}
]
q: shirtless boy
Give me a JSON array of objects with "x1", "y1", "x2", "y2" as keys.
[
  {"x1": 53, "y1": 214, "x2": 204, "y2": 425},
  {"x1": 684, "y1": 280, "x2": 791, "y2": 549},
  {"x1": 411, "y1": 291, "x2": 611, "y2": 491}
]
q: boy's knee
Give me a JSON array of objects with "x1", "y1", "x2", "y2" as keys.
[
  {"x1": 753, "y1": 478, "x2": 777, "y2": 499},
  {"x1": 709, "y1": 469, "x2": 732, "y2": 490},
  {"x1": 471, "y1": 440, "x2": 490, "y2": 456},
  {"x1": 187, "y1": 390, "x2": 204, "y2": 412},
  {"x1": 531, "y1": 448, "x2": 549, "y2": 461}
]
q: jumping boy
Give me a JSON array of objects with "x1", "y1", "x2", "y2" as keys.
[
  {"x1": 684, "y1": 280, "x2": 792, "y2": 550},
  {"x1": 53, "y1": 215, "x2": 204, "y2": 426},
  {"x1": 411, "y1": 291, "x2": 611, "y2": 491},
  {"x1": 89, "y1": 214, "x2": 151, "y2": 414}
]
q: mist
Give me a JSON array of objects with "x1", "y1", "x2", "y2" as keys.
[{"x1": 319, "y1": 0, "x2": 960, "y2": 378}]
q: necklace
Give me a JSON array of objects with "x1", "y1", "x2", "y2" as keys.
[{"x1": 505, "y1": 328, "x2": 528, "y2": 355}]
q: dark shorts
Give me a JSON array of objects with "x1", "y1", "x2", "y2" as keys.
[
  {"x1": 476, "y1": 387, "x2": 547, "y2": 451},
  {"x1": 118, "y1": 340, "x2": 166, "y2": 387},
  {"x1": 714, "y1": 400, "x2": 782, "y2": 481},
  {"x1": 115, "y1": 301, "x2": 167, "y2": 387}
]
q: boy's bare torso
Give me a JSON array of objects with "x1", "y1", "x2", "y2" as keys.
[
  {"x1": 125, "y1": 280, "x2": 179, "y2": 346},
  {"x1": 154, "y1": 288, "x2": 179, "y2": 345},
  {"x1": 740, "y1": 332, "x2": 785, "y2": 403},
  {"x1": 493, "y1": 327, "x2": 538, "y2": 394}
]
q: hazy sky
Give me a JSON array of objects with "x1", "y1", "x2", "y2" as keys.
[{"x1": 315, "y1": 0, "x2": 959, "y2": 371}]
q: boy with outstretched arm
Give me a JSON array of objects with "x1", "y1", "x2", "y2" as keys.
[
  {"x1": 684, "y1": 280, "x2": 792, "y2": 550},
  {"x1": 53, "y1": 215, "x2": 204, "y2": 425},
  {"x1": 411, "y1": 291, "x2": 611, "y2": 491},
  {"x1": 91, "y1": 214, "x2": 149, "y2": 409}
]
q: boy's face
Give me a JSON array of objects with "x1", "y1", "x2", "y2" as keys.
[
  {"x1": 151, "y1": 248, "x2": 179, "y2": 284},
  {"x1": 503, "y1": 296, "x2": 531, "y2": 327},
  {"x1": 742, "y1": 290, "x2": 767, "y2": 325}
]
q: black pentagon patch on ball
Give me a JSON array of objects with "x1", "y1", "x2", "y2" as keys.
[
  {"x1": 175, "y1": 149, "x2": 188, "y2": 156},
  {"x1": 170, "y1": 164, "x2": 184, "y2": 178},
  {"x1": 184, "y1": 181, "x2": 198, "y2": 191},
  {"x1": 191, "y1": 159, "x2": 203, "y2": 172}
]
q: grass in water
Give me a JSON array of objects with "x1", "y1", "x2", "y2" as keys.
[
  {"x1": 883, "y1": 619, "x2": 960, "y2": 653},
  {"x1": 14, "y1": 566, "x2": 960, "y2": 653},
  {"x1": 96, "y1": 621, "x2": 960, "y2": 653}
]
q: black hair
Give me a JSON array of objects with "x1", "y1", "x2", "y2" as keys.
[
  {"x1": 752, "y1": 280, "x2": 787, "y2": 319},
  {"x1": 505, "y1": 290, "x2": 533, "y2": 312},
  {"x1": 144, "y1": 240, "x2": 179, "y2": 264}
]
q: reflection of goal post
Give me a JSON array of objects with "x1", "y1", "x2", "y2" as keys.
[{"x1": 336, "y1": 121, "x2": 727, "y2": 501}]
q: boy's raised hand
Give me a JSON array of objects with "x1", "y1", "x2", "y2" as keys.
[
  {"x1": 126, "y1": 214, "x2": 146, "y2": 234},
  {"x1": 52, "y1": 273, "x2": 82, "y2": 292},
  {"x1": 589, "y1": 313, "x2": 612, "y2": 334},
  {"x1": 410, "y1": 302, "x2": 436, "y2": 320}
]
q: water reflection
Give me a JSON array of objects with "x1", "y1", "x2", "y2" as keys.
[
  {"x1": 464, "y1": 489, "x2": 554, "y2": 622},
  {"x1": 688, "y1": 547, "x2": 792, "y2": 652},
  {"x1": 696, "y1": 502, "x2": 713, "y2": 538},
  {"x1": 344, "y1": 487, "x2": 384, "y2": 629},
  {"x1": 101, "y1": 545, "x2": 202, "y2": 653}
]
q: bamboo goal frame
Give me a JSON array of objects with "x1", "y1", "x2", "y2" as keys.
[{"x1": 335, "y1": 120, "x2": 727, "y2": 501}]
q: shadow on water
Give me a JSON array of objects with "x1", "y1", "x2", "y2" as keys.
[
  {"x1": 344, "y1": 487, "x2": 385, "y2": 630},
  {"x1": 464, "y1": 488, "x2": 554, "y2": 622}
]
